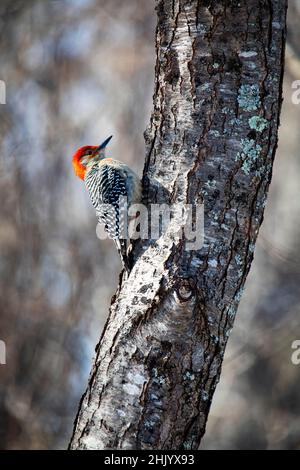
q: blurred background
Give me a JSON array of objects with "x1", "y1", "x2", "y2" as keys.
[{"x1": 0, "y1": 0, "x2": 299, "y2": 450}]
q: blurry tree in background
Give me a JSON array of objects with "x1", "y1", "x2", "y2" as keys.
[{"x1": 0, "y1": 0, "x2": 299, "y2": 450}]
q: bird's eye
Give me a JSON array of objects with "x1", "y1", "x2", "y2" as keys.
[{"x1": 85, "y1": 150, "x2": 93, "y2": 156}]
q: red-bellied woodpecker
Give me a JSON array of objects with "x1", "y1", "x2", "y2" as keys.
[{"x1": 72, "y1": 136, "x2": 141, "y2": 273}]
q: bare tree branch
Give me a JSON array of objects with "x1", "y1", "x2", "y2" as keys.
[{"x1": 69, "y1": 0, "x2": 287, "y2": 450}]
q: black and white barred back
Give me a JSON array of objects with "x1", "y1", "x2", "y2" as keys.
[
  {"x1": 84, "y1": 157, "x2": 141, "y2": 274},
  {"x1": 85, "y1": 163, "x2": 128, "y2": 240}
]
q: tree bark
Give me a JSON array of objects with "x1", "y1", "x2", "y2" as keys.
[{"x1": 69, "y1": 0, "x2": 287, "y2": 450}]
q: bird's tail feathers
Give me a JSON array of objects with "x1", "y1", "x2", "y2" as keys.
[{"x1": 114, "y1": 238, "x2": 131, "y2": 274}]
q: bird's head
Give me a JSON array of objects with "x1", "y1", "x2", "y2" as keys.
[{"x1": 72, "y1": 135, "x2": 113, "y2": 180}]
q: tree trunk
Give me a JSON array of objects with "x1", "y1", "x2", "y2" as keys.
[{"x1": 69, "y1": 0, "x2": 287, "y2": 450}]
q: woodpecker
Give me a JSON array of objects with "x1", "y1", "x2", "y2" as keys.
[{"x1": 72, "y1": 136, "x2": 141, "y2": 273}]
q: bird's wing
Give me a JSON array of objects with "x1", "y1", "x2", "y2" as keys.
[{"x1": 86, "y1": 164, "x2": 128, "y2": 239}]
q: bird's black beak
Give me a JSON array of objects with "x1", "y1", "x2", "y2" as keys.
[{"x1": 98, "y1": 135, "x2": 113, "y2": 151}]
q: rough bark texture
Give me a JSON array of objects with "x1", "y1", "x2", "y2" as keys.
[{"x1": 70, "y1": 0, "x2": 287, "y2": 450}]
